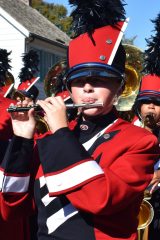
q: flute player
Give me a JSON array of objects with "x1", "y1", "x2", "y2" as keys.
[{"x1": 0, "y1": 0, "x2": 159, "y2": 239}]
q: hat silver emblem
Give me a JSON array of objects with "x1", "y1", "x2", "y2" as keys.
[
  {"x1": 106, "y1": 39, "x2": 112, "y2": 44},
  {"x1": 99, "y1": 55, "x2": 106, "y2": 61}
]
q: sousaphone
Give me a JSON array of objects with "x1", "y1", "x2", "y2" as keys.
[
  {"x1": 116, "y1": 44, "x2": 144, "y2": 114},
  {"x1": 44, "y1": 60, "x2": 68, "y2": 97},
  {"x1": 137, "y1": 190, "x2": 154, "y2": 240}
]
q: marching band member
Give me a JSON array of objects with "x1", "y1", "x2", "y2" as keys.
[
  {"x1": 0, "y1": 49, "x2": 29, "y2": 239},
  {"x1": 0, "y1": 49, "x2": 40, "y2": 160},
  {"x1": 133, "y1": 75, "x2": 160, "y2": 240},
  {"x1": 0, "y1": 1, "x2": 159, "y2": 239},
  {"x1": 0, "y1": 49, "x2": 40, "y2": 240},
  {"x1": 133, "y1": 12, "x2": 160, "y2": 240},
  {"x1": 14, "y1": 49, "x2": 40, "y2": 101},
  {"x1": 0, "y1": 49, "x2": 26, "y2": 240}
]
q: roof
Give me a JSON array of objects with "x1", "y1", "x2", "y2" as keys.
[{"x1": 0, "y1": 0, "x2": 70, "y2": 47}]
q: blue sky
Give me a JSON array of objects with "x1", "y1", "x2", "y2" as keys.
[{"x1": 45, "y1": 0, "x2": 160, "y2": 50}]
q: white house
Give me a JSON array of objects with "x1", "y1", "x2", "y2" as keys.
[{"x1": 0, "y1": 0, "x2": 70, "y2": 97}]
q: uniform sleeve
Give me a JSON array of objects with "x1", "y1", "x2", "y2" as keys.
[
  {"x1": 37, "y1": 127, "x2": 159, "y2": 216},
  {"x1": 0, "y1": 97, "x2": 15, "y2": 163},
  {"x1": 0, "y1": 136, "x2": 35, "y2": 220},
  {"x1": 0, "y1": 96, "x2": 15, "y2": 141}
]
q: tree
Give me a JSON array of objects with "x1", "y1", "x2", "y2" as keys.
[{"x1": 31, "y1": 0, "x2": 72, "y2": 35}]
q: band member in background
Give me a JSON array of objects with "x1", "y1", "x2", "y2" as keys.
[
  {"x1": 133, "y1": 12, "x2": 160, "y2": 240},
  {"x1": 0, "y1": 50, "x2": 28, "y2": 239},
  {"x1": 0, "y1": 1, "x2": 159, "y2": 239},
  {"x1": 133, "y1": 75, "x2": 160, "y2": 240},
  {"x1": 0, "y1": 48, "x2": 40, "y2": 160},
  {"x1": 0, "y1": 49, "x2": 39, "y2": 240}
]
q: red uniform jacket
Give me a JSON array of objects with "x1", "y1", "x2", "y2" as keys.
[
  {"x1": 0, "y1": 114, "x2": 159, "y2": 240},
  {"x1": 0, "y1": 95, "x2": 34, "y2": 240}
]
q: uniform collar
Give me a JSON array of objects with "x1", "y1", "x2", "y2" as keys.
[{"x1": 76, "y1": 108, "x2": 118, "y2": 135}]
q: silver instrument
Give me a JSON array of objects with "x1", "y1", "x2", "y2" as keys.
[{"x1": 7, "y1": 102, "x2": 103, "y2": 113}]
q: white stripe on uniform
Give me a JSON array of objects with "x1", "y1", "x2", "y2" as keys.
[
  {"x1": 46, "y1": 203, "x2": 78, "y2": 234},
  {"x1": 2, "y1": 175, "x2": 30, "y2": 192},
  {"x1": 46, "y1": 160, "x2": 104, "y2": 193}
]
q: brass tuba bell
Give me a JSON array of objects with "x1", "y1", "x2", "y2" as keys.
[
  {"x1": 137, "y1": 190, "x2": 154, "y2": 240},
  {"x1": 138, "y1": 199, "x2": 154, "y2": 230},
  {"x1": 116, "y1": 44, "x2": 144, "y2": 113},
  {"x1": 33, "y1": 60, "x2": 69, "y2": 135},
  {"x1": 44, "y1": 60, "x2": 68, "y2": 97}
]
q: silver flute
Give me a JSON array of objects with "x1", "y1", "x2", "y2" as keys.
[{"x1": 7, "y1": 102, "x2": 103, "y2": 113}]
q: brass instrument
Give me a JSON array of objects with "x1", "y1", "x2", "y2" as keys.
[
  {"x1": 7, "y1": 102, "x2": 104, "y2": 113},
  {"x1": 32, "y1": 60, "x2": 69, "y2": 133},
  {"x1": 44, "y1": 60, "x2": 67, "y2": 97},
  {"x1": 136, "y1": 112, "x2": 158, "y2": 240},
  {"x1": 137, "y1": 114, "x2": 156, "y2": 240},
  {"x1": 137, "y1": 190, "x2": 154, "y2": 230},
  {"x1": 137, "y1": 115, "x2": 156, "y2": 240},
  {"x1": 137, "y1": 190, "x2": 154, "y2": 240},
  {"x1": 138, "y1": 200, "x2": 154, "y2": 230},
  {"x1": 142, "y1": 113, "x2": 157, "y2": 130},
  {"x1": 116, "y1": 44, "x2": 144, "y2": 121}
]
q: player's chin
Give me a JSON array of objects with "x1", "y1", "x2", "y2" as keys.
[{"x1": 82, "y1": 108, "x2": 103, "y2": 116}]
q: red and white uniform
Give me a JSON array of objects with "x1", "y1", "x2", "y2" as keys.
[
  {"x1": 0, "y1": 95, "x2": 34, "y2": 240},
  {"x1": 0, "y1": 110, "x2": 159, "y2": 240}
]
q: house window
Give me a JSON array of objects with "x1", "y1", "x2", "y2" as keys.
[{"x1": 29, "y1": 47, "x2": 64, "y2": 82}]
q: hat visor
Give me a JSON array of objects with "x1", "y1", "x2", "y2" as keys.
[
  {"x1": 137, "y1": 96, "x2": 160, "y2": 104},
  {"x1": 65, "y1": 63, "x2": 124, "y2": 90}
]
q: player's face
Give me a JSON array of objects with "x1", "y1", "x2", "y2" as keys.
[
  {"x1": 140, "y1": 100, "x2": 160, "y2": 124},
  {"x1": 71, "y1": 77, "x2": 122, "y2": 118}
]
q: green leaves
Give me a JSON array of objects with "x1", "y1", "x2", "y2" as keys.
[{"x1": 32, "y1": 0, "x2": 72, "y2": 36}]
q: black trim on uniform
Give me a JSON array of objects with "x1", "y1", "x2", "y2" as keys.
[
  {"x1": 1, "y1": 135, "x2": 34, "y2": 174},
  {"x1": 37, "y1": 128, "x2": 90, "y2": 174},
  {"x1": 35, "y1": 179, "x2": 96, "y2": 240},
  {"x1": 0, "y1": 140, "x2": 10, "y2": 164},
  {"x1": 51, "y1": 213, "x2": 95, "y2": 240},
  {"x1": 88, "y1": 130, "x2": 121, "y2": 155}
]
